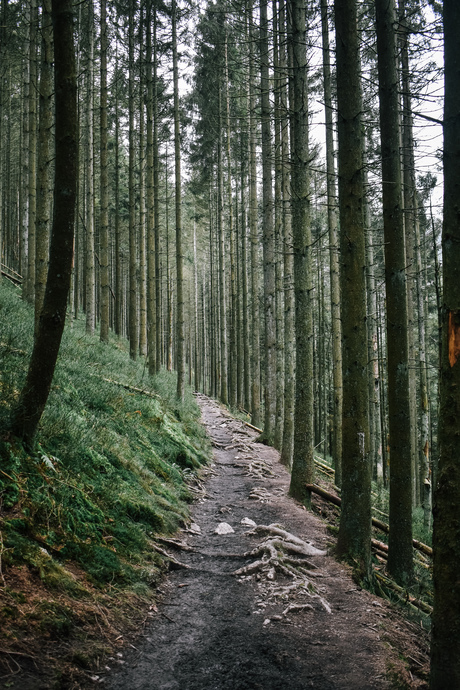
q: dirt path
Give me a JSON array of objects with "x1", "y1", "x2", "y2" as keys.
[{"x1": 107, "y1": 395, "x2": 395, "y2": 689}]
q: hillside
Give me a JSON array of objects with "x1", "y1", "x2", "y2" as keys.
[{"x1": 0, "y1": 280, "x2": 211, "y2": 684}]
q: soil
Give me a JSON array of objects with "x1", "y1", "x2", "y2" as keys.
[
  {"x1": 0, "y1": 395, "x2": 430, "y2": 689},
  {"x1": 106, "y1": 395, "x2": 429, "y2": 690}
]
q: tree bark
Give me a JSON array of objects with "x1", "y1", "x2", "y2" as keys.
[
  {"x1": 375, "y1": 0, "x2": 413, "y2": 586},
  {"x1": 172, "y1": 0, "x2": 185, "y2": 399},
  {"x1": 320, "y1": 0, "x2": 342, "y2": 485},
  {"x1": 430, "y1": 2, "x2": 460, "y2": 685},
  {"x1": 287, "y1": 0, "x2": 314, "y2": 503},
  {"x1": 248, "y1": 1, "x2": 261, "y2": 428},
  {"x1": 11, "y1": 0, "x2": 77, "y2": 446},
  {"x1": 35, "y1": 0, "x2": 53, "y2": 332},
  {"x1": 279, "y1": 0, "x2": 294, "y2": 469},
  {"x1": 99, "y1": 0, "x2": 109, "y2": 344},
  {"x1": 128, "y1": 0, "x2": 138, "y2": 359},
  {"x1": 260, "y1": 0, "x2": 276, "y2": 445},
  {"x1": 334, "y1": 0, "x2": 371, "y2": 577}
]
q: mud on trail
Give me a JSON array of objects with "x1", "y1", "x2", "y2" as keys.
[{"x1": 107, "y1": 395, "x2": 425, "y2": 690}]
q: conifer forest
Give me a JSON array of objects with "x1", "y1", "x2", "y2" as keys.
[{"x1": 1, "y1": 0, "x2": 459, "y2": 686}]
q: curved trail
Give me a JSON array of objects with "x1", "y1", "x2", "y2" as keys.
[{"x1": 108, "y1": 395, "x2": 389, "y2": 689}]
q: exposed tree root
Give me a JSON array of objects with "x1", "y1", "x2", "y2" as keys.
[
  {"x1": 151, "y1": 544, "x2": 189, "y2": 569},
  {"x1": 249, "y1": 487, "x2": 272, "y2": 502},
  {"x1": 232, "y1": 523, "x2": 330, "y2": 616},
  {"x1": 247, "y1": 460, "x2": 275, "y2": 479}
]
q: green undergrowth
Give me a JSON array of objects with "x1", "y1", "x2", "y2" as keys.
[{"x1": 0, "y1": 281, "x2": 211, "y2": 595}]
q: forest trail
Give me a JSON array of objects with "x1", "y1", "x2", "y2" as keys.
[{"x1": 106, "y1": 394, "x2": 410, "y2": 690}]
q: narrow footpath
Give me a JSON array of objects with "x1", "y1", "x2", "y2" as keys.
[{"x1": 107, "y1": 395, "x2": 406, "y2": 689}]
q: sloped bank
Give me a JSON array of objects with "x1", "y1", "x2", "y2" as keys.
[{"x1": 0, "y1": 281, "x2": 211, "y2": 687}]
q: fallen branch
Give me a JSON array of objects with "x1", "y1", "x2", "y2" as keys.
[
  {"x1": 244, "y1": 421, "x2": 263, "y2": 433},
  {"x1": 100, "y1": 377, "x2": 159, "y2": 399},
  {"x1": 374, "y1": 572, "x2": 432, "y2": 615}
]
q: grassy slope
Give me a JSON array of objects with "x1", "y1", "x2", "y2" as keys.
[{"x1": 0, "y1": 281, "x2": 210, "y2": 683}]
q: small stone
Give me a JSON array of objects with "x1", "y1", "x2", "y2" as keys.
[
  {"x1": 214, "y1": 522, "x2": 234, "y2": 535},
  {"x1": 241, "y1": 517, "x2": 257, "y2": 527}
]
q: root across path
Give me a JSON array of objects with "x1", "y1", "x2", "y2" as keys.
[{"x1": 107, "y1": 396, "x2": 427, "y2": 690}]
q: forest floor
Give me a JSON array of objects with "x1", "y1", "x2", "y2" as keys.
[
  {"x1": 1, "y1": 394, "x2": 430, "y2": 689},
  {"x1": 105, "y1": 395, "x2": 429, "y2": 690}
]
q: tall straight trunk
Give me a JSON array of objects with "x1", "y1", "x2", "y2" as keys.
[
  {"x1": 85, "y1": 0, "x2": 95, "y2": 336},
  {"x1": 273, "y1": 0, "x2": 284, "y2": 452},
  {"x1": 365, "y1": 187, "x2": 382, "y2": 482},
  {"x1": 240, "y1": 148, "x2": 250, "y2": 410},
  {"x1": 114, "y1": 46, "x2": 122, "y2": 337},
  {"x1": 430, "y1": 2, "x2": 460, "y2": 685},
  {"x1": 280, "y1": 0, "x2": 294, "y2": 468},
  {"x1": 146, "y1": 0, "x2": 156, "y2": 374},
  {"x1": 153, "y1": 8, "x2": 161, "y2": 373},
  {"x1": 248, "y1": 2, "x2": 261, "y2": 427},
  {"x1": 193, "y1": 220, "x2": 200, "y2": 391},
  {"x1": 334, "y1": 0, "x2": 371, "y2": 577},
  {"x1": 11, "y1": 0, "x2": 77, "y2": 446},
  {"x1": 35, "y1": 0, "x2": 53, "y2": 331},
  {"x1": 260, "y1": 0, "x2": 276, "y2": 444},
  {"x1": 128, "y1": 0, "x2": 138, "y2": 359},
  {"x1": 138, "y1": 11, "x2": 147, "y2": 358},
  {"x1": 217, "y1": 91, "x2": 228, "y2": 405},
  {"x1": 399, "y1": 0, "x2": 431, "y2": 523},
  {"x1": 99, "y1": 0, "x2": 109, "y2": 343},
  {"x1": 376, "y1": 0, "x2": 413, "y2": 586},
  {"x1": 172, "y1": 0, "x2": 185, "y2": 398},
  {"x1": 26, "y1": 0, "x2": 38, "y2": 304},
  {"x1": 320, "y1": 0, "x2": 342, "y2": 485},
  {"x1": 20, "y1": 25, "x2": 30, "y2": 282},
  {"x1": 225, "y1": 33, "x2": 237, "y2": 408},
  {"x1": 287, "y1": 0, "x2": 314, "y2": 502}
]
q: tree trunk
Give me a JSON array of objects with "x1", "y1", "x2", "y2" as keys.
[
  {"x1": 248, "y1": 1, "x2": 261, "y2": 428},
  {"x1": 260, "y1": 0, "x2": 276, "y2": 444},
  {"x1": 172, "y1": 0, "x2": 185, "y2": 399},
  {"x1": 430, "y1": 2, "x2": 460, "y2": 685},
  {"x1": 99, "y1": 0, "x2": 109, "y2": 343},
  {"x1": 128, "y1": 0, "x2": 138, "y2": 359},
  {"x1": 279, "y1": 0, "x2": 294, "y2": 469},
  {"x1": 11, "y1": 0, "x2": 77, "y2": 446},
  {"x1": 320, "y1": 0, "x2": 342, "y2": 486},
  {"x1": 376, "y1": 0, "x2": 413, "y2": 586},
  {"x1": 84, "y1": 0, "x2": 95, "y2": 336},
  {"x1": 334, "y1": 0, "x2": 371, "y2": 577},
  {"x1": 273, "y1": 0, "x2": 284, "y2": 452},
  {"x1": 146, "y1": 0, "x2": 156, "y2": 374},
  {"x1": 34, "y1": 0, "x2": 53, "y2": 332},
  {"x1": 25, "y1": 0, "x2": 38, "y2": 304},
  {"x1": 287, "y1": 0, "x2": 314, "y2": 503}
]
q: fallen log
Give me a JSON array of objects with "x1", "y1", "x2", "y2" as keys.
[
  {"x1": 374, "y1": 571, "x2": 432, "y2": 615},
  {"x1": 305, "y1": 483, "x2": 432, "y2": 558}
]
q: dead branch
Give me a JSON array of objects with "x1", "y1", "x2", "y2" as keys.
[{"x1": 374, "y1": 572, "x2": 432, "y2": 615}]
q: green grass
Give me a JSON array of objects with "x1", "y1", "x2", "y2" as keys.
[{"x1": 0, "y1": 280, "x2": 210, "y2": 592}]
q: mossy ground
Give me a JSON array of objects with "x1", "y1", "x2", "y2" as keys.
[{"x1": 0, "y1": 280, "x2": 211, "y2": 685}]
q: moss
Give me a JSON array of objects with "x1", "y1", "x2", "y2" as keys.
[{"x1": 0, "y1": 281, "x2": 211, "y2": 595}]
